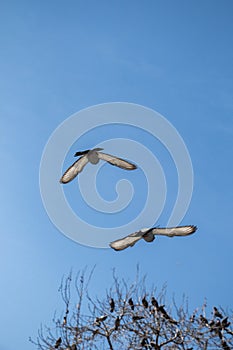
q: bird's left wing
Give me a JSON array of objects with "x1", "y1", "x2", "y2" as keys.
[
  {"x1": 109, "y1": 231, "x2": 143, "y2": 251},
  {"x1": 151, "y1": 225, "x2": 197, "y2": 237},
  {"x1": 97, "y1": 152, "x2": 137, "y2": 170},
  {"x1": 60, "y1": 156, "x2": 89, "y2": 183}
]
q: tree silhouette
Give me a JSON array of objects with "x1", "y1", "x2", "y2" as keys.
[{"x1": 30, "y1": 268, "x2": 233, "y2": 349}]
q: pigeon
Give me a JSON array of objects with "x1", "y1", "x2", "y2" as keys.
[
  {"x1": 128, "y1": 298, "x2": 134, "y2": 310},
  {"x1": 109, "y1": 298, "x2": 115, "y2": 313},
  {"x1": 60, "y1": 148, "x2": 137, "y2": 184},
  {"x1": 94, "y1": 315, "x2": 108, "y2": 327},
  {"x1": 114, "y1": 316, "x2": 120, "y2": 330},
  {"x1": 95, "y1": 315, "x2": 108, "y2": 324},
  {"x1": 109, "y1": 225, "x2": 197, "y2": 251},
  {"x1": 142, "y1": 296, "x2": 148, "y2": 308},
  {"x1": 158, "y1": 305, "x2": 178, "y2": 324},
  {"x1": 213, "y1": 306, "x2": 223, "y2": 319},
  {"x1": 132, "y1": 315, "x2": 144, "y2": 321},
  {"x1": 55, "y1": 337, "x2": 62, "y2": 348},
  {"x1": 221, "y1": 340, "x2": 231, "y2": 350},
  {"x1": 151, "y1": 297, "x2": 159, "y2": 309},
  {"x1": 222, "y1": 317, "x2": 231, "y2": 328},
  {"x1": 199, "y1": 315, "x2": 208, "y2": 326},
  {"x1": 141, "y1": 338, "x2": 149, "y2": 346}
]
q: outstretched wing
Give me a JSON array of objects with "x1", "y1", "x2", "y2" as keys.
[
  {"x1": 60, "y1": 156, "x2": 89, "y2": 184},
  {"x1": 151, "y1": 225, "x2": 197, "y2": 237},
  {"x1": 97, "y1": 152, "x2": 137, "y2": 170},
  {"x1": 109, "y1": 231, "x2": 143, "y2": 251}
]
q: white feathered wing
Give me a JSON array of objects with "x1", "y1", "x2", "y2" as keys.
[
  {"x1": 97, "y1": 152, "x2": 137, "y2": 170},
  {"x1": 60, "y1": 156, "x2": 89, "y2": 184}
]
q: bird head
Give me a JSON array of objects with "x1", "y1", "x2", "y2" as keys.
[{"x1": 74, "y1": 150, "x2": 90, "y2": 156}]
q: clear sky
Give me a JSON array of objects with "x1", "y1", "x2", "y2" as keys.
[{"x1": 1, "y1": 1, "x2": 233, "y2": 349}]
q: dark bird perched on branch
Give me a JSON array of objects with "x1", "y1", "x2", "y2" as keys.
[
  {"x1": 222, "y1": 317, "x2": 231, "y2": 329},
  {"x1": 60, "y1": 148, "x2": 137, "y2": 183},
  {"x1": 158, "y1": 304, "x2": 178, "y2": 324},
  {"x1": 109, "y1": 298, "x2": 115, "y2": 313},
  {"x1": 55, "y1": 337, "x2": 62, "y2": 348},
  {"x1": 63, "y1": 316, "x2": 67, "y2": 325},
  {"x1": 110, "y1": 225, "x2": 197, "y2": 251},
  {"x1": 128, "y1": 298, "x2": 134, "y2": 310},
  {"x1": 213, "y1": 306, "x2": 223, "y2": 319},
  {"x1": 115, "y1": 316, "x2": 120, "y2": 330},
  {"x1": 209, "y1": 319, "x2": 215, "y2": 328},
  {"x1": 95, "y1": 315, "x2": 108, "y2": 326},
  {"x1": 221, "y1": 340, "x2": 231, "y2": 350},
  {"x1": 199, "y1": 315, "x2": 209, "y2": 326},
  {"x1": 151, "y1": 297, "x2": 159, "y2": 309},
  {"x1": 132, "y1": 315, "x2": 144, "y2": 321},
  {"x1": 142, "y1": 296, "x2": 148, "y2": 308},
  {"x1": 141, "y1": 338, "x2": 149, "y2": 347},
  {"x1": 190, "y1": 314, "x2": 196, "y2": 323}
]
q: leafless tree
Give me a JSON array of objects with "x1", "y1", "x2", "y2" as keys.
[{"x1": 30, "y1": 268, "x2": 233, "y2": 350}]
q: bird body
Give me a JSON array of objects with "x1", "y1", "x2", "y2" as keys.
[
  {"x1": 109, "y1": 298, "x2": 115, "y2": 313},
  {"x1": 55, "y1": 337, "x2": 62, "y2": 348},
  {"x1": 132, "y1": 315, "x2": 144, "y2": 321},
  {"x1": 60, "y1": 148, "x2": 137, "y2": 184},
  {"x1": 95, "y1": 315, "x2": 108, "y2": 323},
  {"x1": 109, "y1": 225, "x2": 197, "y2": 251},
  {"x1": 114, "y1": 316, "x2": 120, "y2": 330},
  {"x1": 142, "y1": 296, "x2": 148, "y2": 308},
  {"x1": 151, "y1": 297, "x2": 159, "y2": 308},
  {"x1": 222, "y1": 317, "x2": 231, "y2": 328},
  {"x1": 128, "y1": 298, "x2": 134, "y2": 310},
  {"x1": 85, "y1": 148, "x2": 101, "y2": 164},
  {"x1": 213, "y1": 306, "x2": 223, "y2": 319}
]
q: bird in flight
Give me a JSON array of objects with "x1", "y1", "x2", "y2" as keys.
[
  {"x1": 60, "y1": 148, "x2": 137, "y2": 184},
  {"x1": 109, "y1": 225, "x2": 197, "y2": 251}
]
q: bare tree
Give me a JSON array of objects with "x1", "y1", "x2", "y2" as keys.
[{"x1": 30, "y1": 268, "x2": 233, "y2": 350}]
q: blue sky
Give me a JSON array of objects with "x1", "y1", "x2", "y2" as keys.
[{"x1": 1, "y1": 1, "x2": 233, "y2": 349}]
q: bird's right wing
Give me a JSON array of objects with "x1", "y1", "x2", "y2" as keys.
[
  {"x1": 109, "y1": 231, "x2": 143, "y2": 251},
  {"x1": 151, "y1": 225, "x2": 197, "y2": 237},
  {"x1": 60, "y1": 156, "x2": 89, "y2": 183},
  {"x1": 97, "y1": 152, "x2": 137, "y2": 170}
]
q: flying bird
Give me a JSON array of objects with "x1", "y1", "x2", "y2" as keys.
[
  {"x1": 60, "y1": 148, "x2": 137, "y2": 184},
  {"x1": 109, "y1": 225, "x2": 197, "y2": 251}
]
